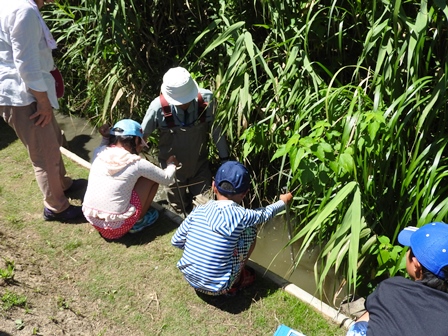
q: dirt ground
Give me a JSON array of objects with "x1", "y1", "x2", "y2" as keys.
[
  {"x1": 0, "y1": 119, "x2": 139, "y2": 336},
  {"x1": 0, "y1": 119, "x2": 348, "y2": 336},
  {"x1": 0, "y1": 223, "x2": 141, "y2": 336}
]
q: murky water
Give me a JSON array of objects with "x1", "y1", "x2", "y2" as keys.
[
  {"x1": 55, "y1": 112, "x2": 345, "y2": 307},
  {"x1": 252, "y1": 216, "x2": 346, "y2": 306},
  {"x1": 55, "y1": 113, "x2": 99, "y2": 162}
]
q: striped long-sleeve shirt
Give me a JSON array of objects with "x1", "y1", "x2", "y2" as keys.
[{"x1": 171, "y1": 199, "x2": 286, "y2": 293}]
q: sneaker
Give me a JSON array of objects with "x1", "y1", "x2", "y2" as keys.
[
  {"x1": 129, "y1": 208, "x2": 159, "y2": 233},
  {"x1": 238, "y1": 266, "x2": 256, "y2": 289},
  {"x1": 226, "y1": 266, "x2": 256, "y2": 295},
  {"x1": 43, "y1": 205, "x2": 83, "y2": 222}
]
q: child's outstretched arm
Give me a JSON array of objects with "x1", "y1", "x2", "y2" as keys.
[
  {"x1": 240, "y1": 192, "x2": 294, "y2": 229},
  {"x1": 280, "y1": 192, "x2": 293, "y2": 205}
]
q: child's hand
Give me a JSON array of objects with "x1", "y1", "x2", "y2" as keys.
[
  {"x1": 99, "y1": 124, "x2": 110, "y2": 137},
  {"x1": 166, "y1": 155, "x2": 179, "y2": 167},
  {"x1": 280, "y1": 192, "x2": 293, "y2": 204}
]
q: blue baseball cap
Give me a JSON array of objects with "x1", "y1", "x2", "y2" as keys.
[
  {"x1": 398, "y1": 222, "x2": 448, "y2": 278},
  {"x1": 110, "y1": 119, "x2": 148, "y2": 147},
  {"x1": 215, "y1": 161, "x2": 250, "y2": 195}
]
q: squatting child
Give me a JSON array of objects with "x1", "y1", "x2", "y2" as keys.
[
  {"x1": 171, "y1": 161, "x2": 293, "y2": 295},
  {"x1": 82, "y1": 119, "x2": 179, "y2": 239},
  {"x1": 347, "y1": 222, "x2": 448, "y2": 336}
]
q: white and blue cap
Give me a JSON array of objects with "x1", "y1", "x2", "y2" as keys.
[
  {"x1": 110, "y1": 119, "x2": 148, "y2": 147},
  {"x1": 215, "y1": 161, "x2": 250, "y2": 195},
  {"x1": 398, "y1": 222, "x2": 448, "y2": 278}
]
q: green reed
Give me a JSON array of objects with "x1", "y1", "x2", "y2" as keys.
[{"x1": 47, "y1": 0, "x2": 448, "y2": 298}]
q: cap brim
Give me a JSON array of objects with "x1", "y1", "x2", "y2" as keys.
[{"x1": 398, "y1": 226, "x2": 419, "y2": 246}]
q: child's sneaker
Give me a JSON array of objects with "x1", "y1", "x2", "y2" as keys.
[
  {"x1": 226, "y1": 266, "x2": 256, "y2": 295},
  {"x1": 43, "y1": 205, "x2": 83, "y2": 222},
  {"x1": 129, "y1": 208, "x2": 159, "y2": 233}
]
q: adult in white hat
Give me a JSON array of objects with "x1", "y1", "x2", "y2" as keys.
[
  {"x1": 0, "y1": 0, "x2": 83, "y2": 222},
  {"x1": 141, "y1": 67, "x2": 229, "y2": 214}
]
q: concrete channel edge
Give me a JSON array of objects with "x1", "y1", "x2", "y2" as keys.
[{"x1": 60, "y1": 146, "x2": 354, "y2": 331}]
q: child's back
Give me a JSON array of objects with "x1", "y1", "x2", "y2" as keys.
[{"x1": 171, "y1": 161, "x2": 293, "y2": 296}]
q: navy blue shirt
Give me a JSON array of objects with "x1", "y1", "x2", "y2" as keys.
[{"x1": 366, "y1": 276, "x2": 448, "y2": 335}]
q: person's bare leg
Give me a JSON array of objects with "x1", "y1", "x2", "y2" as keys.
[{"x1": 134, "y1": 177, "x2": 159, "y2": 219}]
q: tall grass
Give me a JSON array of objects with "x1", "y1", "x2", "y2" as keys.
[
  {"x1": 48, "y1": 0, "x2": 448, "y2": 300},
  {"x1": 186, "y1": 0, "x2": 448, "y2": 298},
  {"x1": 45, "y1": 0, "x2": 216, "y2": 126}
]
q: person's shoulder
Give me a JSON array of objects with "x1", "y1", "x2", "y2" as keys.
[
  {"x1": 145, "y1": 96, "x2": 163, "y2": 114},
  {"x1": 4, "y1": 1, "x2": 34, "y2": 17},
  {"x1": 215, "y1": 201, "x2": 248, "y2": 219},
  {"x1": 367, "y1": 276, "x2": 413, "y2": 301},
  {"x1": 382, "y1": 276, "x2": 409, "y2": 284},
  {"x1": 149, "y1": 95, "x2": 163, "y2": 108},
  {"x1": 201, "y1": 200, "x2": 240, "y2": 216},
  {"x1": 198, "y1": 87, "x2": 212, "y2": 94},
  {"x1": 198, "y1": 88, "x2": 213, "y2": 101},
  {"x1": 379, "y1": 276, "x2": 417, "y2": 291},
  {"x1": 201, "y1": 199, "x2": 222, "y2": 211}
]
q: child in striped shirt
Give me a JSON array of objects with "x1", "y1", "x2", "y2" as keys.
[{"x1": 171, "y1": 161, "x2": 293, "y2": 295}]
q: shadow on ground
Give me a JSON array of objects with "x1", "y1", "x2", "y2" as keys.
[
  {"x1": 195, "y1": 276, "x2": 280, "y2": 314},
  {"x1": 55, "y1": 112, "x2": 98, "y2": 163},
  {"x1": 66, "y1": 134, "x2": 93, "y2": 162},
  {"x1": 0, "y1": 331, "x2": 13, "y2": 336},
  {"x1": 104, "y1": 210, "x2": 180, "y2": 247},
  {"x1": 0, "y1": 119, "x2": 18, "y2": 150},
  {"x1": 65, "y1": 178, "x2": 88, "y2": 202},
  {"x1": 0, "y1": 116, "x2": 93, "y2": 164}
]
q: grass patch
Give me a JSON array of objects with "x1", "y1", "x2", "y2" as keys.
[
  {"x1": 0, "y1": 120, "x2": 346, "y2": 335},
  {"x1": 1, "y1": 290, "x2": 27, "y2": 311},
  {"x1": 0, "y1": 258, "x2": 15, "y2": 283}
]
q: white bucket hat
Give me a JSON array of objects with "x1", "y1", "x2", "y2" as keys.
[{"x1": 161, "y1": 67, "x2": 199, "y2": 105}]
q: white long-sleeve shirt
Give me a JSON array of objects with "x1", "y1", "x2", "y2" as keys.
[
  {"x1": 83, "y1": 142, "x2": 176, "y2": 222},
  {"x1": 0, "y1": 0, "x2": 58, "y2": 108}
]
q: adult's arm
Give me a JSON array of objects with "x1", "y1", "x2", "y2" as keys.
[
  {"x1": 12, "y1": 7, "x2": 53, "y2": 127},
  {"x1": 141, "y1": 98, "x2": 159, "y2": 138}
]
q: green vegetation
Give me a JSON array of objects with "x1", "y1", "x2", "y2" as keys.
[
  {"x1": 0, "y1": 259, "x2": 15, "y2": 283},
  {"x1": 0, "y1": 124, "x2": 344, "y2": 335},
  {"x1": 44, "y1": 0, "x2": 448, "y2": 298},
  {"x1": 1, "y1": 290, "x2": 27, "y2": 311}
]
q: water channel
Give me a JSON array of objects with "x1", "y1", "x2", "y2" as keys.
[{"x1": 55, "y1": 112, "x2": 346, "y2": 307}]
